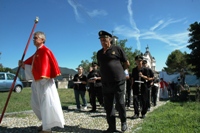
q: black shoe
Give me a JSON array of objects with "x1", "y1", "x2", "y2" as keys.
[
  {"x1": 132, "y1": 114, "x2": 139, "y2": 119},
  {"x1": 121, "y1": 122, "x2": 127, "y2": 132},
  {"x1": 141, "y1": 115, "x2": 146, "y2": 119},
  {"x1": 103, "y1": 128, "x2": 119, "y2": 133}
]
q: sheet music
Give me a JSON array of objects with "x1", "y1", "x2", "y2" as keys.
[
  {"x1": 154, "y1": 84, "x2": 159, "y2": 87},
  {"x1": 135, "y1": 80, "x2": 144, "y2": 83},
  {"x1": 24, "y1": 65, "x2": 34, "y2": 81},
  {"x1": 74, "y1": 81, "x2": 82, "y2": 84}
]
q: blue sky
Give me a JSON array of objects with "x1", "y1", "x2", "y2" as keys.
[{"x1": 0, "y1": 0, "x2": 199, "y2": 72}]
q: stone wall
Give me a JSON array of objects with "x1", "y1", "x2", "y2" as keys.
[
  {"x1": 57, "y1": 81, "x2": 68, "y2": 89},
  {"x1": 22, "y1": 80, "x2": 69, "y2": 89}
]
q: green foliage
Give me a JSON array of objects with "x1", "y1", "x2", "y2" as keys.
[
  {"x1": 80, "y1": 60, "x2": 90, "y2": 74},
  {"x1": 165, "y1": 50, "x2": 192, "y2": 74},
  {"x1": 0, "y1": 67, "x2": 15, "y2": 73},
  {"x1": 187, "y1": 21, "x2": 200, "y2": 78},
  {"x1": 91, "y1": 51, "x2": 97, "y2": 63},
  {"x1": 118, "y1": 39, "x2": 141, "y2": 71}
]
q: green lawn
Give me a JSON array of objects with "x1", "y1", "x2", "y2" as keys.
[
  {"x1": 132, "y1": 101, "x2": 200, "y2": 133},
  {"x1": 0, "y1": 87, "x2": 89, "y2": 113},
  {"x1": 0, "y1": 87, "x2": 197, "y2": 113},
  {"x1": 1, "y1": 87, "x2": 200, "y2": 133},
  {"x1": 130, "y1": 86, "x2": 200, "y2": 133}
]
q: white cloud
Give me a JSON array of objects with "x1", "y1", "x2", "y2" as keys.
[
  {"x1": 67, "y1": 0, "x2": 190, "y2": 51},
  {"x1": 157, "y1": 18, "x2": 186, "y2": 30},
  {"x1": 114, "y1": 25, "x2": 139, "y2": 38},
  {"x1": 113, "y1": 0, "x2": 189, "y2": 52},
  {"x1": 140, "y1": 29, "x2": 189, "y2": 50},
  {"x1": 115, "y1": 17, "x2": 189, "y2": 51},
  {"x1": 67, "y1": 0, "x2": 107, "y2": 23},
  {"x1": 67, "y1": 0, "x2": 83, "y2": 22},
  {"x1": 127, "y1": 0, "x2": 141, "y2": 50},
  {"x1": 150, "y1": 20, "x2": 164, "y2": 31},
  {"x1": 87, "y1": 9, "x2": 107, "y2": 17}
]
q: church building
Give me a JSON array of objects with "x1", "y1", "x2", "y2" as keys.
[
  {"x1": 143, "y1": 45, "x2": 156, "y2": 71},
  {"x1": 142, "y1": 45, "x2": 159, "y2": 78}
]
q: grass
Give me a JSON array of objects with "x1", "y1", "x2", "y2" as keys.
[
  {"x1": 0, "y1": 87, "x2": 89, "y2": 113},
  {"x1": 132, "y1": 101, "x2": 200, "y2": 133},
  {"x1": 1, "y1": 87, "x2": 200, "y2": 133},
  {"x1": 1, "y1": 87, "x2": 197, "y2": 113},
  {"x1": 131, "y1": 87, "x2": 200, "y2": 133}
]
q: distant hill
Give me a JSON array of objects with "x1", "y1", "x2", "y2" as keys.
[
  {"x1": 59, "y1": 67, "x2": 77, "y2": 75},
  {"x1": 12, "y1": 67, "x2": 77, "y2": 75},
  {"x1": 12, "y1": 67, "x2": 77, "y2": 80}
]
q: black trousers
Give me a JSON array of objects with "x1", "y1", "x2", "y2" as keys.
[
  {"x1": 133, "y1": 93, "x2": 148, "y2": 115},
  {"x1": 102, "y1": 80, "x2": 126, "y2": 130},
  {"x1": 125, "y1": 86, "x2": 131, "y2": 107},
  {"x1": 90, "y1": 86, "x2": 103, "y2": 110},
  {"x1": 147, "y1": 87, "x2": 151, "y2": 108},
  {"x1": 151, "y1": 86, "x2": 158, "y2": 106}
]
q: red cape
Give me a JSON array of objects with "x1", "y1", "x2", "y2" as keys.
[
  {"x1": 24, "y1": 45, "x2": 61, "y2": 81},
  {"x1": 160, "y1": 81, "x2": 168, "y2": 88}
]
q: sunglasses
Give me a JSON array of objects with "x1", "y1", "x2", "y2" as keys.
[{"x1": 33, "y1": 37, "x2": 40, "y2": 40}]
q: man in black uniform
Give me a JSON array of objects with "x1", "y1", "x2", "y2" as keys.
[
  {"x1": 97, "y1": 30, "x2": 130, "y2": 132},
  {"x1": 87, "y1": 62, "x2": 103, "y2": 112},
  {"x1": 142, "y1": 60, "x2": 154, "y2": 111},
  {"x1": 131, "y1": 55, "x2": 150, "y2": 119}
]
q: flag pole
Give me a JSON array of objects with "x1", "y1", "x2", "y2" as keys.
[{"x1": 0, "y1": 17, "x2": 39, "y2": 123}]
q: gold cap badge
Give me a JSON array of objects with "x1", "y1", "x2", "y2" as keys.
[{"x1": 112, "y1": 51, "x2": 115, "y2": 55}]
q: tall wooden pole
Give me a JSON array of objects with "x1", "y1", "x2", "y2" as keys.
[{"x1": 0, "y1": 17, "x2": 39, "y2": 123}]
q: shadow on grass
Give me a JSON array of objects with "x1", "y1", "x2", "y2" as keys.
[
  {"x1": 169, "y1": 95, "x2": 196, "y2": 103},
  {"x1": 0, "y1": 126, "x2": 38, "y2": 133},
  {"x1": 90, "y1": 114, "x2": 106, "y2": 118},
  {"x1": 0, "y1": 125, "x2": 103, "y2": 133},
  {"x1": 0, "y1": 91, "x2": 9, "y2": 93},
  {"x1": 54, "y1": 125, "x2": 103, "y2": 133}
]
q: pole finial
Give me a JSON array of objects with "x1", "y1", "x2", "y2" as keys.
[{"x1": 35, "y1": 17, "x2": 39, "y2": 23}]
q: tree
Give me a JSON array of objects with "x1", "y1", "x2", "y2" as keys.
[
  {"x1": 0, "y1": 64, "x2": 3, "y2": 71},
  {"x1": 91, "y1": 52, "x2": 97, "y2": 63},
  {"x1": 0, "y1": 66, "x2": 14, "y2": 73},
  {"x1": 187, "y1": 21, "x2": 200, "y2": 78},
  {"x1": 79, "y1": 60, "x2": 90, "y2": 74},
  {"x1": 164, "y1": 50, "x2": 190, "y2": 74},
  {"x1": 118, "y1": 39, "x2": 141, "y2": 71},
  {"x1": 0, "y1": 52, "x2": 3, "y2": 71}
]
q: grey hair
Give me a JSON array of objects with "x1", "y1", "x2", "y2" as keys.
[{"x1": 34, "y1": 31, "x2": 46, "y2": 43}]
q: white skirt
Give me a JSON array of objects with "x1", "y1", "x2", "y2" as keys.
[{"x1": 31, "y1": 79, "x2": 65, "y2": 130}]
